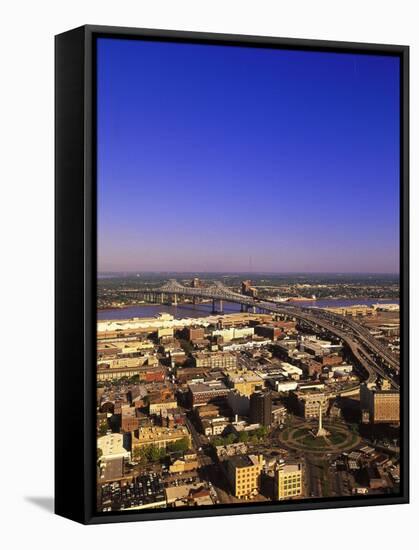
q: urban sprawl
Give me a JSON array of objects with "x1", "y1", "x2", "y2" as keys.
[{"x1": 97, "y1": 276, "x2": 401, "y2": 512}]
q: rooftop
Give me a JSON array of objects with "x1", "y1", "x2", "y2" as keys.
[
  {"x1": 228, "y1": 455, "x2": 253, "y2": 468},
  {"x1": 188, "y1": 380, "x2": 229, "y2": 393}
]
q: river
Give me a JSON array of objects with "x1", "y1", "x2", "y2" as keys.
[{"x1": 97, "y1": 298, "x2": 399, "y2": 321}]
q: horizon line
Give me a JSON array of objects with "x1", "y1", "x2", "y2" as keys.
[{"x1": 98, "y1": 270, "x2": 400, "y2": 276}]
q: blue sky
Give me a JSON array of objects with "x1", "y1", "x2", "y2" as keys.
[{"x1": 97, "y1": 38, "x2": 400, "y2": 273}]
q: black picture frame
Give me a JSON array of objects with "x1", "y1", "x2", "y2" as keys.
[{"x1": 55, "y1": 24, "x2": 409, "y2": 525}]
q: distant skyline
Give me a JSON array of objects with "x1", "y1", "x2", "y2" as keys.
[
  {"x1": 98, "y1": 270, "x2": 399, "y2": 276},
  {"x1": 97, "y1": 38, "x2": 400, "y2": 274}
]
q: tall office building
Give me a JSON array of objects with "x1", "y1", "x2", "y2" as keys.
[
  {"x1": 191, "y1": 277, "x2": 201, "y2": 288},
  {"x1": 249, "y1": 391, "x2": 272, "y2": 427},
  {"x1": 360, "y1": 382, "x2": 400, "y2": 424}
]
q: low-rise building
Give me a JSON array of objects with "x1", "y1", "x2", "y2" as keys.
[
  {"x1": 121, "y1": 405, "x2": 140, "y2": 432},
  {"x1": 304, "y1": 359, "x2": 323, "y2": 377},
  {"x1": 292, "y1": 389, "x2": 328, "y2": 419},
  {"x1": 216, "y1": 442, "x2": 248, "y2": 459},
  {"x1": 193, "y1": 351, "x2": 237, "y2": 369},
  {"x1": 201, "y1": 416, "x2": 229, "y2": 436},
  {"x1": 271, "y1": 404, "x2": 287, "y2": 425},
  {"x1": 97, "y1": 357, "x2": 161, "y2": 381},
  {"x1": 131, "y1": 426, "x2": 191, "y2": 451},
  {"x1": 300, "y1": 335, "x2": 342, "y2": 357},
  {"x1": 97, "y1": 433, "x2": 130, "y2": 461},
  {"x1": 188, "y1": 380, "x2": 231, "y2": 407},
  {"x1": 98, "y1": 457, "x2": 124, "y2": 483},
  {"x1": 185, "y1": 326, "x2": 206, "y2": 342},
  {"x1": 211, "y1": 327, "x2": 254, "y2": 342},
  {"x1": 331, "y1": 364, "x2": 353, "y2": 376},
  {"x1": 149, "y1": 396, "x2": 178, "y2": 415},
  {"x1": 97, "y1": 355, "x2": 159, "y2": 370},
  {"x1": 280, "y1": 362, "x2": 303, "y2": 380},
  {"x1": 322, "y1": 353, "x2": 343, "y2": 367},
  {"x1": 269, "y1": 379, "x2": 298, "y2": 393},
  {"x1": 160, "y1": 408, "x2": 186, "y2": 428},
  {"x1": 254, "y1": 325, "x2": 283, "y2": 340},
  {"x1": 225, "y1": 368, "x2": 264, "y2": 397},
  {"x1": 219, "y1": 339, "x2": 271, "y2": 352},
  {"x1": 157, "y1": 327, "x2": 174, "y2": 339},
  {"x1": 169, "y1": 456, "x2": 199, "y2": 474},
  {"x1": 165, "y1": 483, "x2": 213, "y2": 507},
  {"x1": 168, "y1": 348, "x2": 187, "y2": 366},
  {"x1": 230, "y1": 420, "x2": 261, "y2": 434},
  {"x1": 323, "y1": 305, "x2": 377, "y2": 317}
]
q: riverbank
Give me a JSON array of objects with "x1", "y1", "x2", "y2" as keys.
[{"x1": 97, "y1": 297, "x2": 399, "y2": 321}]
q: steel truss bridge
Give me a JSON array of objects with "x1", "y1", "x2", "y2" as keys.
[{"x1": 121, "y1": 279, "x2": 399, "y2": 390}]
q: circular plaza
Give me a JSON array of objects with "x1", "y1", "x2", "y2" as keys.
[{"x1": 278, "y1": 421, "x2": 360, "y2": 455}]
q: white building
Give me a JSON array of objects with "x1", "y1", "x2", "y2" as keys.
[
  {"x1": 212, "y1": 327, "x2": 254, "y2": 342},
  {"x1": 331, "y1": 364, "x2": 353, "y2": 375},
  {"x1": 221, "y1": 339, "x2": 270, "y2": 352},
  {"x1": 280, "y1": 362, "x2": 303, "y2": 379},
  {"x1": 97, "y1": 434, "x2": 130, "y2": 461},
  {"x1": 274, "y1": 380, "x2": 298, "y2": 393}
]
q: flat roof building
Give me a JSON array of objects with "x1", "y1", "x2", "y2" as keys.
[
  {"x1": 360, "y1": 383, "x2": 400, "y2": 424},
  {"x1": 193, "y1": 351, "x2": 238, "y2": 369},
  {"x1": 254, "y1": 325, "x2": 283, "y2": 340},
  {"x1": 185, "y1": 326, "x2": 206, "y2": 342},
  {"x1": 212, "y1": 327, "x2": 254, "y2": 342},
  {"x1": 292, "y1": 390, "x2": 328, "y2": 419},
  {"x1": 225, "y1": 454, "x2": 264, "y2": 499},
  {"x1": 188, "y1": 380, "x2": 230, "y2": 407},
  {"x1": 132, "y1": 426, "x2": 191, "y2": 451},
  {"x1": 97, "y1": 433, "x2": 130, "y2": 461},
  {"x1": 226, "y1": 368, "x2": 264, "y2": 397},
  {"x1": 250, "y1": 391, "x2": 272, "y2": 427},
  {"x1": 149, "y1": 396, "x2": 178, "y2": 415},
  {"x1": 275, "y1": 462, "x2": 303, "y2": 500},
  {"x1": 98, "y1": 457, "x2": 124, "y2": 483}
]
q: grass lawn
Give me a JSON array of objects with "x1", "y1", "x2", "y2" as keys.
[
  {"x1": 298, "y1": 435, "x2": 330, "y2": 450},
  {"x1": 293, "y1": 427, "x2": 309, "y2": 439},
  {"x1": 328, "y1": 431, "x2": 347, "y2": 445}
]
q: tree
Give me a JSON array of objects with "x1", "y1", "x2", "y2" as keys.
[
  {"x1": 132, "y1": 446, "x2": 148, "y2": 464},
  {"x1": 255, "y1": 426, "x2": 268, "y2": 439},
  {"x1": 225, "y1": 433, "x2": 238, "y2": 445},
  {"x1": 167, "y1": 437, "x2": 190, "y2": 453},
  {"x1": 132, "y1": 444, "x2": 167, "y2": 464},
  {"x1": 149, "y1": 445, "x2": 163, "y2": 462},
  {"x1": 238, "y1": 431, "x2": 249, "y2": 443}
]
